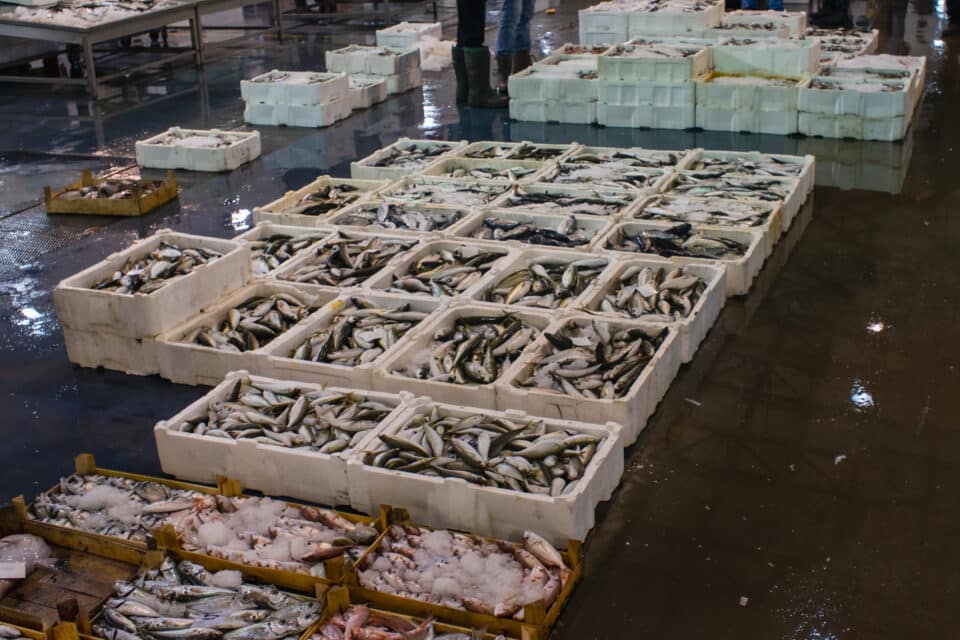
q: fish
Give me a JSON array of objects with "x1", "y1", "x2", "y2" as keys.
[
  {"x1": 91, "y1": 242, "x2": 224, "y2": 295},
  {"x1": 158, "y1": 130, "x2": 246, "y2": 149},
  {"x1": 471, "y1": 214, "x2": 595, "y2": 247},
  {"x1": 277, "y1": 232, "x2": 416, "y2": 287},
  {"x1": 606, "y1": 222, "x2": 748, "y2": 259},
  {"x1": 499, "y1": 184, "x2": 635, "y2": 216},
  {"x1": 608, "y1": 41, "x2": 703, "y2": 60},
  {"x1": 381, "y1": 180, "x2": 506, "y2": 208},
  {"x1": 519, "y1": 320, "x2": 667, "y2": 399},
  {"x1": 185, "y1": 292, "x2": 316, "y2": 352},
  {"x1": 596, "y1": 265, "x2": 706, "y2": 321},
  {"x1": 250, "y1": 71, "x2": 342, "y2": 86},
  {"x1": 483, "y1": 257, "x2": 607, "y2": 309},
  {"x1": 369, "y1": 141, "x2": 451, "y2": 169},
  {"x1": 263, "y1": 182, "x2": 366, "y2": 218},
  {"x1": 636, "y1": 194, "x2": 775, "y2": 227},
  {"x1": 312, "y1": 605, "x2": 454, "y2": 640},
  {"x1": 386, "y1": 246, "x2": 505, "y2": 297},
  {"x1": 248, "y1": 233, "x2": 329, "y2": 276},
  {"x1": 669, "y1": 173, "x2": 795, "y2": 202},
  {"x1": 464, "y1": 141, "x2": 568, "y2": 161},
  {"x1": 0, "y1": 626, "x2": 25, "y2": 639},
  {"x1": 330, "y1": 202, "x2": 466, "y2": 233},
  {"x1": 439, "y1": 163, "x2": 540, "y2": 181},
  {"x1": 683, "y1": 153, "x2": 804, "y2": 179}
]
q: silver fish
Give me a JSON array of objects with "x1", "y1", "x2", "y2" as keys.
[
  {"x1": 381, "y1": 180, "x2": 506, "y2": 208},
  {"x1": 91, "y1": 242, "x2": 223, "y2": 295},
  {"x1": 597, "y1": 265, "x2": 705, "y2": 321},
  {"x1": 331, "y1": 202, "x2": 466, "y2": 233},
  {"x1": 248, "y1": 233, "x2": 328, "y2": 276},
  {"x1": 387, "y1": 246, "x2": 505, "y2": 297},
  {"x1": 277, "y1": 232, "x2": 415, "y2": 287},
  {"x1": 606, "y1": 223, "x2": 748, "y2": 259},
  {"x1": 264, "y1": 182, "x2": 365, "y2": 218},
  {"x1": 636, "y1": 194, "x2": 775, "y2": 228},
  {"x1": 185, "y1": 292, "x2": 316, "y2": 352},
  {"x1": 369, "y1": 141, "x2": 451, "y2": 169},
  {"x1": 499, "y1": 184, "x2": 635, "y2": 217},
  {"x1": 471, "y1": 214, "x2": 595, "y2": 247},
  {"x1": 465, "y1": 141, "x2": 568, "y2": 161},
  {"x1": 484, "y1": 258, "x2": 606, "y2": 309}
]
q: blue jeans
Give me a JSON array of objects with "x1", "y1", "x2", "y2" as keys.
[
  {"x1": 496, "y1": 0, "x2": 535, "y2": 55},
  {"x1": 740, "y1": 0, "x2": 784, "y2": 9}
]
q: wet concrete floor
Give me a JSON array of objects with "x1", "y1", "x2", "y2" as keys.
[{"x1": 0, "y1": 0, "x2": 957, "y2": 637}]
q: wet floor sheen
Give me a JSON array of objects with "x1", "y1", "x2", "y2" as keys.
[{"x1": 0, "y1": 0, "x2": 958, "y2": 638}]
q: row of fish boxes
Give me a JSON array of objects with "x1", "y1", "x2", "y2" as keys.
[{"x1": 9, "y1": 456, "x2": 580, "y2": 640}]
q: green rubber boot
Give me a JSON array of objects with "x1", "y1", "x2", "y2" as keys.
[
  {"x1": 452, "y1": 46, "x2": 469, "y2": 105},
  {"x1": 463, "y1": 47, "x2": 509, "y2": 109}
]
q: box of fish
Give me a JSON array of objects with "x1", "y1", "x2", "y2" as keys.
[
  {"x1": 373, "y1": 304, "x2": 551, "y2": 410},
  {"x1": 833, "y1": 54, "x2": 926, "y2": 102},
  {"x1": 508, "y1": 98, "x2": 599, "y2": 125},
  {"x1": 627, "y1": 0, "x2": 723, "y2": 38},
  {"x1": 347, "y1": 401, "x2": 623, "y2": 544},
  {"x1": 716, "y1": 10, "x2": 807, "y2": 36},
  {"x1": 326, "y1": 45, "x2": 421, "y2": 76},
  {"x1": 599, "y1": 40, "x2": 711, "y2": 84},
  {"x1": 454, "y1": 140, "x2": 578, "y2": 162},
  {"x1": 350, "y1": 138, "x2": 467, "y2": 181},
  {"x1": 509, "y1": 54, "x2": 599, "y2": 103},
  {"x1": 679, "y1": 148, "x2": 816, "y2": 197},
  {"x1": 135, "y1": 127, "x2": 262, "y2": 172},
  {"x1": 491, "y1": 182, "x2": 644, "y2": 217},
  {"x1": 419, "y1": 157, "x2": 548, "y2": 184},
  {"x1": 579, "y1": 258, "x2": 726, "y2": 362},
  {"x1": 534, "y1": 146, "x2": 683, "y2": 192},
  {"x1": 498, "y1": 316, "x2": 681, "y2": 444},
  {"x1": 600, "y1": 221, "x2": 763, "y2": 295},
  {"x1": 155, "y1": 283, "x2": 334, "y2": 386},
  {"x1": 254, "y1": 176, "x2": 390, "y2": 226},
  {"x1": 264, "y1": 292, "x2": 444, "y2": 390},
  {"x1": 799, "y1": 69, "x2": 916, "y2": 121},
  {"x1": 236, "y1": 224, "x2": 334, "y2": 277},
  {"x1": 579, "y1": 2, "x2": 632, "y2": 46},
  {"x1": 326, "y1": 201, "x2": 471, "y2": 237},
  {"x1": 632, "y1": 192, "x2": 782, "y2": 248},
  {"x1": 663, "y1": 172, "x2": 805, "y2": 231},
  {"x1": 154, "y1": 371, "x2": 409, "y2": 506},
  {"x1": 375, "y1": 21, "x2": 443, "y2": 49},
  {"x1": 798, "y1": 110, "x2": 909, "y2": 142},
  {"x1": 377, "y1": 177, "x2": 510, "y2": 210},
  {"x1": 244, "y1": 95, "x2": 353, "y2": 128},
  {"x1": 240, "y1": 70, "x2": 349, "y2": 106},
  {"x1": 60, "y1": 321, "x2": 161, "y2": 377},
  {"x1": 711, "y1": 36, "x2": 821, "y2": 79},
  {"x1": 474, "y1": 249, "x2": 613, "y2": 311},
  {"x1": 458, "y1": 210, "x2": 614, "y2": 250},
  {"x1": 272, "y1": 230, "x2": 420, "y2": 294},
  {"x1": 597, "y1": 100, "x2": 696, "y2": 129},
  {"x1": 696, "y1": 73, "x2": 808, "y2": 113},
  {"x1": 807, "y1": 27, "x2": 879, "y2": 65},
  {"x1": 364, "y1": 240, "x2": 514, "y2": 301},
  {"x1": 348, "y1": 74, "x2": 389, "y2": 110}
]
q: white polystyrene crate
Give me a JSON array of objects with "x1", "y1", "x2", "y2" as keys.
[
  {"x1": 599, "y1": 220, "x2": 766, "y2": 296},
  {"x1": 497, "y1": 315, "x2": 681, "y2": 445},
  {"x1": 598, "y1": 102, "x2": 696, "y2": 130},
  {"x1": 235, "y1": 223, "x2": 334, "y2": 277},
  {"x1": 379, "y1": 67, "x2": 423, "y2": 95},
  {"x1": 135, "y1": 128, "x2": 262, "y2": 172},
  {"x1": 663, "y1": 173, "x2": 805, "y2": 232},
  {"x1": 798, "y1": 75, "x2": 912, "y2": 119},
  {"x1": 348, "y1": 75, "x2": 388, "y2": 110},
  {"x1": 347, "y1": 400, "x2": 624, "y2": 545},
  {"x1": 508, "y1": 66, "x2": 599, "y2": 103},
  {"x1": 695, "y1": 74, "x2": 807, "y2": 112},
  {"x1": 375, "y1": 21, "x2": 442, "y2": 49},
  {"x1": 720, "y1": 10, "x2": 807, "y2": 36},
  {"x1": 627, "y1": 3, "x2": 723, "y2": 38},
  {"x1": 712, "y1": 37, "x2": 820, "y2": 78},
  {"x1": 579, "y1": 258, "x2": 726, "y2": 363},
  {"x1": 454, "y1": 140, "x2": 579, "y2": 162},
  {"x1": 828, "y1": 62, "x2": 923, "y2": 113},
  {"x1": 807, "y1": 28, "x2": 878, "y2": 60},
  {"x1": 372, "y1": 304, "x2": 553, "y2": 410},
  {"x1": 489, "y1": 181, "x2": 644, "y2": 217},
  {"x1": 580, "y1": 2, "x2": 632, "y2": 37},
  {"x1": 581, "y1": 30, "x2": 628, "y2": 46},
  {"x1": 326, "y1": 201, "x2": 470, "y2": 238},
  {"x1": 264, "y1": 292, "x2": 446, "y2": 389},
  {"x1": 63, "y1": 327, "x2": 158, "y2": 376},
  {"x1": 240, "y1": 70, "x2": 348, "y2": 106},
  {"x1": 599, "y1": 79, "x2": 696, "y2": 107},
  {"x1": 377, "y1": 176, "x2": 509, "y2": 209},
  {"x1": 325, "y1": 45, "x2": 420, "y2": 76},
  {"x1": 798, "y1": 112, "x2": 909, "y2": 142},
  {"x1": 696, "y1": 106, "x2": 800, "y2": 135},
  {"x1": 350, "y1": 138, "x2": 467, "y2": 181},
  {"x1": 155, "y1": 283, "x2": 337, "y2": 386},
  {"x1": 456, "y1": 209, "x2": 615, "y2": 251},
  {"x1": 532, "y1": 159, "x2": 672, "y2": 193},
  {"x1": 419, "y1": 157, "x2": 547, "y2": 183},
  {"x1": 253, "y1": 176, "x2": 390, "y2": 226},
  {"x1": 53, "y1": 230, "x2": 251, "y2": 339},
  {"x1": 599, "y1": 42, "x2": 711, "y2": 83},
  {"x1": 244, "y1": 97, "x2": 352, "y2": 128},
  {"x1": 509, "y1": 99, "x2": 599, "y2": 124},
  {"x1": 680, "y1": 148, "x2": 816, "y2": 196}
]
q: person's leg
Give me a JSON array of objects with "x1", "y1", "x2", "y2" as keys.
[
  {"x1": 496, "y1": 0, "x2": 520, "y2": 93},
  {"x1": 457, "y1": 0, "x2": 487, "y2": 47},
  {"x1": 511, "y1": 0, "x2": 535, "y2": 75},
  {"x1": 767, "y1": 0, "x2": 784, "y2": 9},
  {"x1": 456, "y1": 0, "x2": 507, "y2": 108}
]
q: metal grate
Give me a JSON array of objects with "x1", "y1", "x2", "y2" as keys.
[{"x1": 0, "y1": 207, "x2": 102, "y2": 278}]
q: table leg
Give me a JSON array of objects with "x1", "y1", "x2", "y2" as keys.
[
  {"x1": 191, "y1": 8, "x2": 204, "y2": 66},
  {"x1": 82, "y1": 37, "x2": 98, "y2": 99},
  {"x1": 275, "y1": 0, "x2": 284, "y2": 41}
]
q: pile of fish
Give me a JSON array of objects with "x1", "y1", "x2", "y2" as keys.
[
  {"x1": 612, "y1": 41, "x2": 704, "y2": 58},
  {"x1": 0, "y1": 625, "x2": 27, "y2": 639},
  {"x1": 635, "y1": 194, "x2": 775, "y2": 227},
  {"x1": 58, "y1": 177, "x2": 164, "y2": 201},
  {"x1": 500, "y1": 185, "x2": 636, "y2": 217},
  {"x1": 435, "y1": 163, "x2": 540, "y2": 182},
  {"x1": 370, "y1": 142, "x2": 450, "y2": 170},
  {"x1": 386, "y1": 246, "x2": 505, "y2": 297},
  {"x1": 519, "y1": 320, "x2": 667, "y2": 399},
  {"x1": 607, "y1": 223, "x2": 749, "y2": 259},
  {"x1": 156, "y1": 130, "x2": 240, "y2": 149},
  {"x1": 288, "y1": 297, "x2": 430, "y2": 366},
  {"x1": 96, "y1": 555, "x2": 322, "y2": 640},
  {"x1": 596, "y1": 265, "x2": 706, "y2": 321},
  {"x1": 683, "y1": 154, "x2": 804, "y2": 178},
  {"x1": 28, "y1": 473, "x2": 203, "y2": 542},
  {"x1": 248, "y1": 233, "x2": 328, "y2": 276},
  {"x1": 713, "y1": 21, "x2": 785, "y2": 32},
  {"x1": 270, "y1": 182, "x2": 367, "y2": 218},
  {"x1": 540, "y1": 162, "x2": 660, "y2": 191},
  {"x1": 186, "y1": 292, "x2": 316, "y2": 352},
  {"x1": 170, "y1": 375, "x2": 394, "y2": 453},
  {"x1": 393, "y1": 314, "x2": 539, "y2": 385},
  {"x1": 91, "y1": 241, "x2": 223, "y2": 294},
  {"x1": 363, "y1": 409, "x2": 601, "y2": 495},
  {"x1": 13, "y1": 0, "x2": 181, "y2": 27},
  {"x1": 277, "y1": 234, "x2": 416, "y2": 287},
  {"x1": 313, "y1": 606, "x2": 498, "y2": 640},
  {"x1": 472, "y1": 215, "x2": 595, "y2": 247},
  {"x1": 166, "y1": 495, "x2": 378, "y2": 573},
  {"x1": 465, "y1": 142, "x2": 568, "y2": 161},
  {"x1": 250, "y1": 71, "x2": 338, "y2": 85},
  {"x1": 484, "y1": 258, "x2": 607, "y2": 309},
  {"x1": 668, "y1": 173, "x2": 794, "y2": 202},
  {"x1": 809, "y1": 77, "x2": 905, "y2": 92},
  {"x1": 383, "y1": 181, "x2": 506, "y2": 208},
  {"x1": 358, "y1": 525, "x2": 572, "y2": 619},
  {"x1": 331, "y1": 202, "x2": 466, "y2": 233}
]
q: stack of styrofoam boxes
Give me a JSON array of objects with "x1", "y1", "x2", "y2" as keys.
[
  {"x1": 834, "y1": 54, "x2": 926, "y2": 112},
  {"x1": 708, "y1": 10, "x2": 807, "y2": 39},
  {"x1": 326, "y1": 45, "x2": 422, "y2": 96},
  {"x1": 710, "y1": 36, "x2": 820, "y2": 79},
  {"x1": 597, "y1": 39, "x2": 710, "y2": 129},
  {"x1": 375, "y1": 21, "x2": 452, "y2": 71},
  {"x1": 509, "y1": 48, "x2": 600, "y2": 124},
  {"x1": 696, "y1": 74, "x2": 809, "y2": 135},
  {"x1": 241, "y1": 70, "x2": 351, "y2": 128},
  {"x1": 135, "y1": 128, "x2": 262, "y2": 172},
  {"x1": 626, "y1": 0, "x2": 723, "y2": 39},
  {"x1": 348, "y1": 76, "x2": 388, "y2": 111},
  {"x1": 579, "y1": 1, "x2": 634, "y2": 46},
  {"x1": 807, "y1": 27, "x2": 879, "y2": 67},
  {"x1": 52, "y1": 230, "x2": 251, "y2": 376}
]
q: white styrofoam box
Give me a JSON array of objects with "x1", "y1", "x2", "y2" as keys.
[
  {"x1": 243, "y1": 96, "x2": 352, "y2": 128},
  {"x1": 829, "y1": 59, "x2": 924, "y2": 111},
  {"x1": 325, "y1": 201, "x2": 471, "y2": 238},
  {"x1": 509, "y1": 99, "x2": 598, "y2": 124},
  {"x1": 348, "y1": 75, "x2": 388, "y2": 110},
  {"x1": 375, "y1": 21, "x2": 442, "y2": 49},
  {"x1": 598, "y1": 102, "x2": 697, "y2": 130},
  {"x1": 418, "y1": 157, "x2": 547, "y2": 183},
  {"x1": 454, "y1": 209, "x2": 615, "y2": 251},
  {"x1": 378, "y1": 67, "x2": 423, "y2": 95},
  {"x1": 240, "y1": 70, "x2": 348, "y2": 106},
  {"x1": 533, "y1": 152, "x2": 677, "y2": 192},
  {"x1": 711, "y1": 36, "x2": 820, "y2": 78},
  {"x1": 350, "y1": 138, "x2": 467, "y2": 181},
  {"x1": 579, "y1": 2, "x2": 631, "y2": 44},
  {"x1": 135, "y1": 128, "x2": 262, "y2": 172},
  {"x1": 508, "y1": 66, "x2": 599, "y2": 104},
  {"x1": 696, "y1": 106, "x2": 799, "y2": 135},
  {"x1": 627, "y1": 2, "x2": 723, "y2": 38},
  {"x1": 581, "y1": 30, "x2": 628, "y2": 46},
  {"x1": 579, "y1": 257, "x2": 726, "y2": 363},
  {"x1": 155, "y1": 283, "x2": 337, "y2": 386},
  {"x1": 454, "y1": 140, "x2": 579, "y2": 162},
  {"x1": 153, "y1": 371, "x2": 411, "y2": 506},
  {"x1": 264, "y1": 292, "x2": 447, "y2": 389},
  {"x1": 489, "y1": 181, "x2": 644, "y2": 217},
  {"x1": 63, "y1": 327, "x2": 158, "y2": 376},
  {"x1": 253, "y1": 176, "x2": 390, "y2": 227},
  {"x1": 599, "y1": 42, "x2": 711, "y2": 83},
  {"x1": 695, "y1": 74, "x2": 807, "y2": 112},
  {"x1": 798, "y1": 74, "x2": 912, "y2": 119},
  {"x1": 325, "y1": 45, "x2": 421, "y2": 76},
  {"x1": 235, "y1": 223, "x2": 334, "y2": 277},
  {"x1": 807, "y1": 28, "x2": 878, "y2": 60},
  {"x1": 720, "y1": 10, "x2": 806, "y2": 35},
  {"x1": 599, "y1": 79, "x2": 696, "y2": 107},
  {"x1": 680, "y1": 148, "x2": 816, "y2": 196},
  {"x1": 377, "y1": 176, "x2": 510, "y2": 209},
  {"x1": 498, "y1": 315, "x2": 680, "y2": 445},
  {"x1": 347, "y1": 401, "x2": 624, "y2": 545},
  {"x1": 53, "y1": 230, "x2": 250, "y2": 339},
  {"x1": 798, "y1": 111, "x2": 909, "y2": 142},
  {"x1": 599, "y1": 220, "x2": 765, "y2": 296},
  {"x1": 663, "y1": 172, "x2": 804, "y2": 231}
]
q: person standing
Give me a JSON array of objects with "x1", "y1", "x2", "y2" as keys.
[
  {"x1": 496, "y1": 0, "x2": 535, "y2": 94},
  {"x1": 453, "y1": 0, "x2": 508, "y2": 108}
]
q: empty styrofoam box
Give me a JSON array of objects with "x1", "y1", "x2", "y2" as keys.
[
  {"x1": 153, "y1": 370, "x2": 411, "y2": 506},
  {"x1": 325, "y1": 44, "x2": 421, "y2": 76},
  {"x1": 240, "y1": 70, "x2": 348, "y2": 106},
  {"x1": 696, "y1": 74, "x2": 808, "y2": 112},
  {"x1": 720, "y1": 10, "x2": 807, "y2": 35},
  {"x1": 136, "y1": 128, "x2": 262, "y2": 172},
  {"x1": 798, "y1": 111, "x2": 909, "y2": 142},
  {"x1": 419, "y1": 157, "x2": 547, "y2": 183},
  {"x1": 712, "y1": 36, "x2": 821, "y2": 78},
  {"x1": 253, "y1": 176, "x2": 390, "y2": 226},
  {"x1": 53, "y1": 230, "x2": 251, "y2": 339},
  {"x1": 379, "y1": 67, "x2": 423, "y2": 95},
  {"x1": 599, "y1": 79, "x2": 696, "y2": 107},
  {"x1": 348, "y1": 75, "x2": 388, "y2": 110},
  {"x1": 326, "y1": 201, "x2": 471, "y2": 237},
  {"x1": 155, "y1": 283, "x2": 337, "y2": 386},
  {"x1": 662, "y1": 173, "x2": 805, "y2": 231},
  {"x1": 627, "y1": 2, "x2": 722, "y2": 38},
  {"x1": 455, "y1": 209, "x2": 615, "y2": 250},
  {"x1": 375, "y1": 21, "x2": 442, "y2": 49},
  {"x1": 244, "y1": 96, "x2": 352, "y2": 128},
  {"x1": 509, "y1": 99, "x2": 598, "y2": 124},
  {"x1": 680, "y1": 148, "x2": 816, "y2": 196},
  {"x1": 799, "y1": 74, "x2": 913, "y2": 119},
  {"x1": 697, "y1": 106, "x2": 799, "y2": 135},
  {"x1": 579, "y1": 257, "x2": 726, "y2": 363},
  {"x1": 598, "y1": 102, "x2": 696, "y2": 130},
  {"x1": 599, "y1": 220, "x2": 766, "y2": 296},
  {"x1": 509, "y1": 66, "x2": 599, "y2": 103},
  {"x1": 63, "y1": 327, "x2": 158, "y2": 376},
  {"x1": 454, "y1": 140, "x2": 579, "y2": 161},
  {"x1": 599, "y1": 41, "x2": 711, "y2": 83},
  {"x1": 236, "y1": 223, "x2": 334, "y2": 277},
  {"x1": 351, "y1": 138, "x2": 466, "y2": 181},
  {"x1": 347, "y1": 400, "x2": 624, "y2": 545}
]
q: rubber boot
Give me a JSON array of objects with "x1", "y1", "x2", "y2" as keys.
[
  {"x1": 496, "y1": 53, "x2": 512, "y2": 95},
  {"x1": 452, "y1": 46, "x2": 469, "y2": 105},
  {"x1": 512, "y1": 50, "x2": 533, "y2": 75},
  {"x1": 463, "y1": 47, "x2": 509, "y2": 108}
]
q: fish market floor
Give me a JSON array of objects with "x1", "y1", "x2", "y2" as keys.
[{"x1": 1, "y1": 0, "x2": 959, "y2": 638}]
